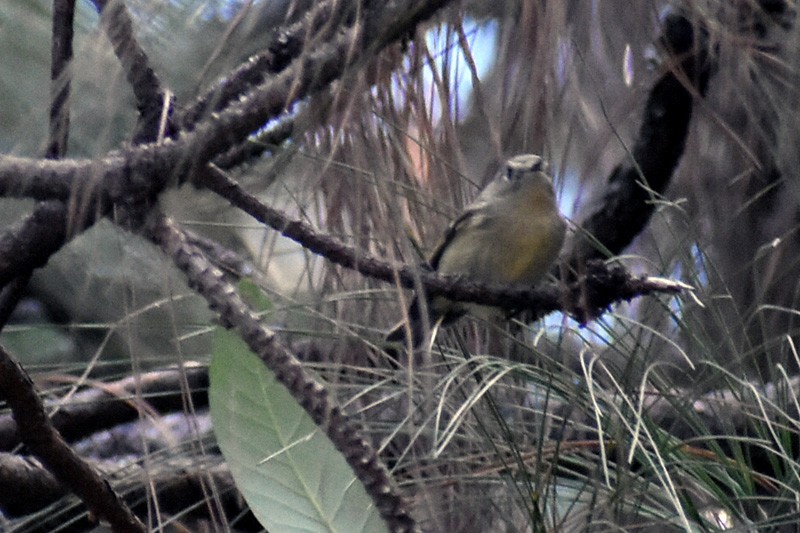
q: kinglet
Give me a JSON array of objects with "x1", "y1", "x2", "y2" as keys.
[{"x1": 385, "y1": 154, "x2": 566, "y2": 353}]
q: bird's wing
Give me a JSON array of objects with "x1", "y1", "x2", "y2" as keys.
[
  {"x1": 428, "y1": 202, "x2": 493, "y2": 270},
  {"x1": 426, "y1": 172, "x2": 510, "y2": 269}
]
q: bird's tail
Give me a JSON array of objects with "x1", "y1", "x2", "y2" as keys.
[{"x1": 384, "y1": 297, "x2": 438, "y2": 363}]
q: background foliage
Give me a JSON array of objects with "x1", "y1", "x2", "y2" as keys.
[{"x1": 1, "y1": 0, "x2": 799, "y2": 531}]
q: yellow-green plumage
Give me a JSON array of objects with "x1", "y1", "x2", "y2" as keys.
[{"x1": 386, "y1": 154, "x2": 566, "y2": 353}]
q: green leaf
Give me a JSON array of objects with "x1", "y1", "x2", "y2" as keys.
[
  {"x1": 237, "y1": 279, "x2": 272, "y2": 313},
  {"x1": 209, "y1": 328, "x2": 388, "y2": 533}
]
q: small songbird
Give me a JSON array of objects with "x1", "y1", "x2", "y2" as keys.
[{"x1": 385, "y1": 154, "x2": 566, "y2": 354}]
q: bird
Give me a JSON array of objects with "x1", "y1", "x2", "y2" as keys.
[{"x1": 385, "y1": 153, "x2": 566, "y2": 356}]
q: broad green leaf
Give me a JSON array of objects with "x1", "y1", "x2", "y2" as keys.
[
  {"x1": 238, "y1": 279, "x2": 272, "y2": 313},
  {"x1": 210, "y1": 328, "x2": 388, "y2": 533}
]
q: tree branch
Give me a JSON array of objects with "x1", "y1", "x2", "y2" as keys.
[
  {"x1": 46, "y1": 0, "x2": 75, "y2": 159},
  {"x1": 0, "y1": 345, "x2": 146, "y2": 532},
  {"x1": 92, "y1": 0, "x2": 174, "y2": 143},
  {"x1": 567, "y1": 11, "x2": 714, "y2": 267},
  {"x1": 144, "y1": 211, "x2": 417, "y2": 531},
  {"x1": 0, "y1": 453, "x2": 254, "y2": 531},
  {"x1": 0, "y1": 365, "x2": 209, "y2": 452},
  {"x1": 0, "y1": 0, "x2": 453, "y2": 206},
  {"x1": 175, "y1": 0, "x2": 361, "y2": 130},
  {"x1": 202, "y1": 165, "x2": 688, "y2": 322}
]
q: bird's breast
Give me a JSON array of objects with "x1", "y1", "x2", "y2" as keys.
[{"x1": 436, "y1": 207, "x2": 565, "y2": 286}]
